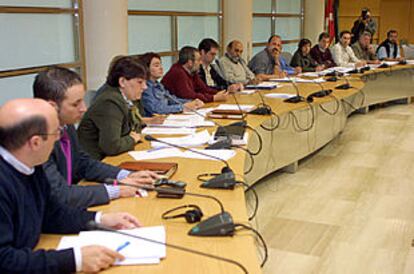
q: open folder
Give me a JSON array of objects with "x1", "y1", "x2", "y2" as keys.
[
  {"x1": 57, "y1": 226, "x2": 166, "y2": 265},
  {"x1": 119, "y1": 161, "x2": 178, "y2": 179}
]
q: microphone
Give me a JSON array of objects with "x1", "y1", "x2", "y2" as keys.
[
  {"x1": 307, "y1": 80, "x2": 333, "y2": 101},
  {"x1": 144, "y1": 135, "x2": 236, "y2": 189},
  {"x1": 85, "y1": 221, "x2": 248, "y2": 274},
  {"x1": 335, "y1": 74, "x2": 353, "y2": 90},
  {"x1": 103, "y1": 179, "x2": 236, "y2": 237},
  {"x1": 248, "y1": 89, "x2": 272, "y2": 115},
  {"x1": 283, "y1": 75, "x2": 306, "y2": 103}
]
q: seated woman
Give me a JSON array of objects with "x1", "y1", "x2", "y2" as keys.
[
  {"x1": 290, "y1": 39, "x2": 324, "y2": 72},
  {"x1": 139, "y1": 52, "x2": 204, "y2": 117},
  {"x1": 77, "y1": 56, "x2": 146, "y2": 160}
]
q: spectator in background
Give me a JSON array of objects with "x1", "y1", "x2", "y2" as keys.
[
  {"x1": 290, "y1": 38, "x2": 324, "y2": 72},
  {"x1": 351, "y1": 7, "x2": 377, "y2": 44},
  {"x1": 310, "y1": 32, "x2": 337, "y2": 69}
]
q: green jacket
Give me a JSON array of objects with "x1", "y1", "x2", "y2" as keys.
[{"x1": 77, "y1": 85, "x2": 142, "y2": 160}]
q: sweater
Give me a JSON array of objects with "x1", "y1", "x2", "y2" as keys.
[
  {"x1": 0, "y1": 157, "x2": 95, "y2": 274},
  {"x1": 161, "y1": 63, "x2": 217, "y2": 103}
]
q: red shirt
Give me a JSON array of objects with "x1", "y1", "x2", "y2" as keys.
[{"x1": 161, "y1": 63, "x2": 217, "y2": 103}]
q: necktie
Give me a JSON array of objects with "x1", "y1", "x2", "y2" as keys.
[{"x1": 60, "y1": 129, "x2": 72, "y2": 185}]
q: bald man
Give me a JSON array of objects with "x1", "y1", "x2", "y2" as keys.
[
  {"x1": 219, "y1": 40, "x2": 257, "y2": 85},
  {"x1": 0, "y1": 98, "x2": 141, "y2": 273}
]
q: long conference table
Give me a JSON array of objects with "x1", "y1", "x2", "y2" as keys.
[{"x1": 36, "y1": 64, "x2": 414, "y2": 274}]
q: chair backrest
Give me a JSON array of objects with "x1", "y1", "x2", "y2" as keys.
[
  {"x1": 281, "y1": 51, "x2": 293, "y2": 65},
  {"x1": 402, "y1": 45, "x2": 414, "y2": 59}
]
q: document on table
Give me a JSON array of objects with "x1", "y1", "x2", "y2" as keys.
[
  {"x1": 57, "y1": 226, "x2": 166, "y2": 265},
  {"x1": 239, "y1": 89, "x2": 256, "y2": 95},
  {"x1": 159, "y1": 114, "x2": 215, "y2": 128},
  {"x1": 150, "y1": 130, "x2": 211, "y2": 148},
  {"x1": 141, "y1": 127, "x2": 196, "y2": 135},
  {"x1": 269, "y1": 77, "x2": 326, "y2": 83},
  {"x1": 215, "y1": 104, "x2": 256, "y2": 112},
  {"x1": 128, "y1": 147, "x2": 236, "y2": 161},
  {"x1": 265, "y1": 93, "x2": 295, "y2": 99},
  {"x1": 245, "y1": 81, "x2": 278, "y2": 89}
]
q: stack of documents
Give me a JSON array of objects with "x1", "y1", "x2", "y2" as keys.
[
  {"x1": 245, "y1": 81, "x2": 278, "y2": 89},
  {"x1": 57, "y1": 226, "x2": 166, "y2": 265},
  {"x1": 128, "y1": 147, "x2": 236, "y2": 161},
  {"x1": 150, "y1": 130, "x2": 211, "y2": 148},
  {"x1": 270, "y1": 77, "x2": 326, "y2": 83},
  {"x1": 214, "y1": 104, "x2": 256, "y2": 112}
]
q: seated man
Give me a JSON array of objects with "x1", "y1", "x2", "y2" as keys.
[
  {"x1": 290, "y1": 38, "x2": 324, "y2": 72},
  {"x1": 198, "y1": 38, "x2": 241, "y2": 91},
  {"x1": 377, "y1": 29, "x2": 403, "y2": 61},
  {"x1": 33, "y1": 67, "x2": 158, "y2": 209},
  {"x1": 332, "y1": 30, "x2": 367, "y2": 68},
  {"x1": 0, "y1": 98, "x2": 141, "y2": 274},
  {"x1": 248, "y1": 35, "x2": 301, "y2": 80},
  {"x1": 219, "y1": 40, "x2": 258, "y2": 85},
  {"x1": 139, "y1": 52, "x2": 204, "y2": 117},
  {"x1": 78, "y1": 57, "x2": 148, "y2": 160},
  {"x1": 162, "y1": 46, "x2": 228, "y2": 103},
  {"x1": 351, "y1": 31, "x2": 380, "y2": 64},
  {"x1": 310, "y1": 32, "x2": 337, "y2": 68}
]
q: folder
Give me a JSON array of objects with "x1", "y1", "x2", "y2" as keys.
[{"x1": 119, "y1": 161, "x2": 178, "y2": 178}]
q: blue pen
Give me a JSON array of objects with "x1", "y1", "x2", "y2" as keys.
[{"x1": 116, "y1": 241, "x2": 130, "y2": 252}]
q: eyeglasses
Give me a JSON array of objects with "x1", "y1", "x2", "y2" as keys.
[{"x1": 38, "y1": 126, "x2": 65, "y2": 137}]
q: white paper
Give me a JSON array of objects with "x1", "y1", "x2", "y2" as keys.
[
  {"x1": 150, "y1": 130, "x2": 211, "y2": 148},
  {"x1": 245, "y1": 81, "x2": 278, "y2": 89},
  {"x1": 265, "y1": 93, "x2": 296, "y2": 99},
  {"x1": 57, "y1": 226, "x2": 166, "y2": 266},
  {"x1": 158, "y1": 114, "x2": 214, "y2": 128},
  {"x1": 141, "y1": 127, "x2": 196, "y2": 135},
  {"x1": 384, "y1": 61, "x2": 399, "y2": 66},
  {"x1": 182, "y1": 149, "x2": 236, "y2": 161},
  {"x1": 215, "y1": 104, "x2": 256, "y2": 112},
  {"x1": 239, "y1": 89, "x2": 256, "y2": 95},
  {"x1": 128, "y1": 147, "x2": 184, "y2": 160},
  {"x1": 270, "y1": 77, "x2": 326, "y2": 83},
  {"x1": 406, "y1": 60, "x2": 414, "y2": 65}
]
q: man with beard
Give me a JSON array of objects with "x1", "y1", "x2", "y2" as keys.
[
  {"x1": 377, "y1": 30, "x2": 404, "y2": 61},
  {"x1": 161, "y1": 46, "x2": 228, "y2": 103},
  {"x1": 248, "y1": 35, "x2": 301, "y2": 80}
]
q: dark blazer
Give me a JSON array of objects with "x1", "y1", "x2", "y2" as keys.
[
  {"x1": 77, "y1": 85, "x2": 141, "y2": 160},
  {"x1": 198, "y1": 64, "x2": 228, "y2": 90},
  {"x1": 43, "y1": 125, "x2": 121, "y2": 208}
]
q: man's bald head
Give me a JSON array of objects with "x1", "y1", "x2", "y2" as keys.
[
  {"x1": 0, "y1": 98, "x2": 58, "y2": 151},
  {"x1": 227, "y1": 40, "x2": 244, "y2": 59}
]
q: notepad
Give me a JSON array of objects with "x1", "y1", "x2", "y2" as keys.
[{"x1": 57, "y1": 226, "x2": 166, "y2": 266}]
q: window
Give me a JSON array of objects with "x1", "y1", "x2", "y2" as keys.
[
  {"x1": 128, "y1": 0, "x2": 223, "y2": 73},
  {"x1": 252, "y1": 0, "x2": 304, "y2": 57},
  {"x1": 0, "y1": 0, "x2": 85, "y2": 105}
]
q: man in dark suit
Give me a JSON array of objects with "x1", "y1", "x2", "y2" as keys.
[
  {"x1": 0, "y1": 98, "x2": 141, "y2": 273},
  {"x1": 33, "y1": 67, "x2": 159, "y2": 209},
  {"x1": 198, "y1": 38, "x2": 242, "y2": 92}
]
